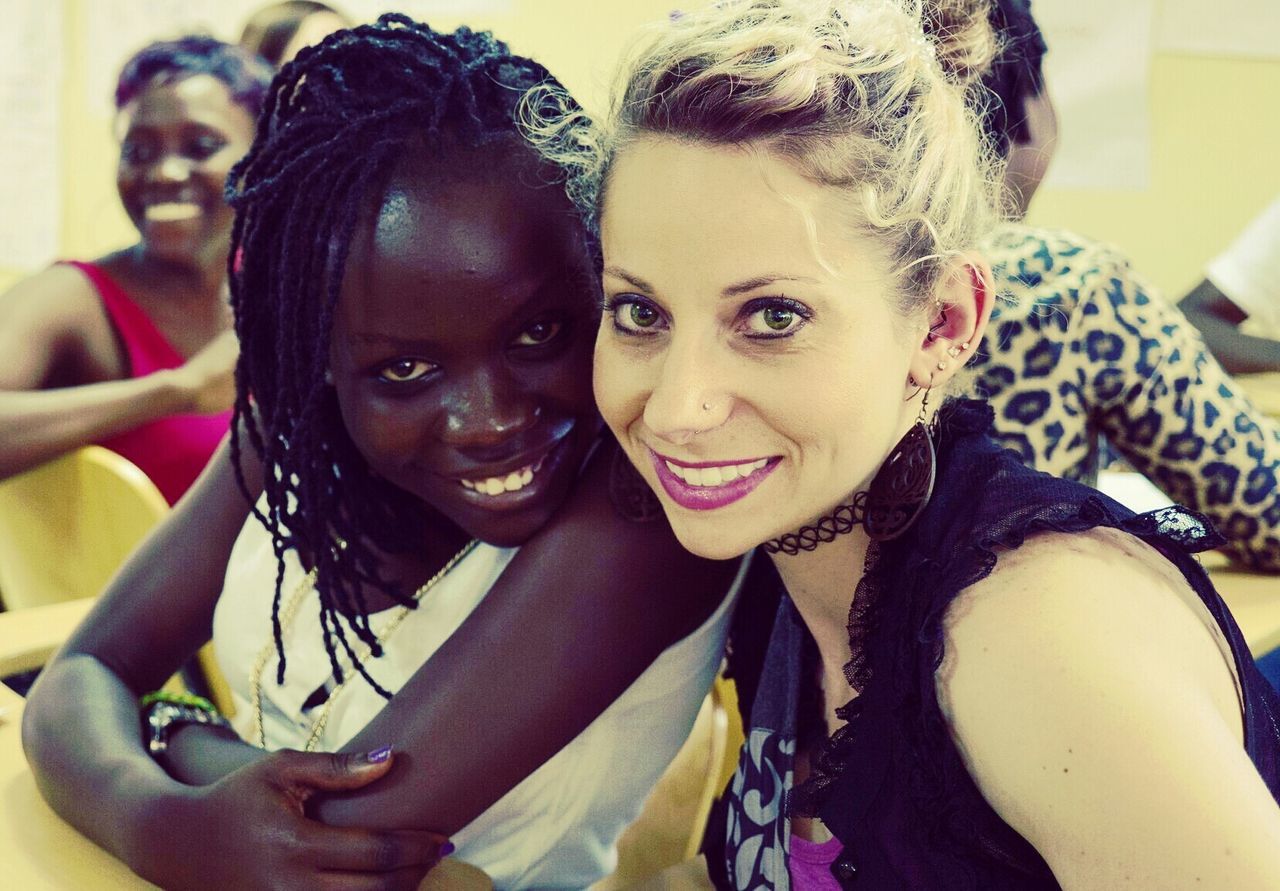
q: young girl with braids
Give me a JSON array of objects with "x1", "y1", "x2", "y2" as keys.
[
  {"x1": 23, "y1": 16, "x2": 740, "y2": 890},
  {"x1": 542, "y1": 0, "x2": 1280, "y2": 886}
]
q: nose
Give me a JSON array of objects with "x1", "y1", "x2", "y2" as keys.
[
  {"x1": 438, "y1": 366, "x2": 541, "y2": 454},
  {"x1": 642, "y1": 329, "x2": 731, "y2": 446},
  {"x1": 150, "y1": 152, "x2": 191, "y2": 184}
]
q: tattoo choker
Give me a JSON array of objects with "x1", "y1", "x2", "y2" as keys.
[{"x1": 764, "y1": 389, "x2": 939, "y2": 555}]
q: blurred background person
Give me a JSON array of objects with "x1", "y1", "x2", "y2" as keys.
[
  {"x1": 238, "y1": 0, "x2": 352, "y2": 67},
  {"x1": 1179, "y1": 195, "x2": 1280, "y2": 375},
  {"x1": 0, "y1": 37, "x2": 271, "y2": 504}
]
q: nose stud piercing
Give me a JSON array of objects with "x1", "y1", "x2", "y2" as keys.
[{"x1": 702, "y1": 401, "x2": 713, "y2": 412}]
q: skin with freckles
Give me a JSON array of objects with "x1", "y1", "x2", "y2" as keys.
[
  {"x1": 595, "y1": 137, "x2": 925, "y2": 561},
  {"x1": 331, "y1": 148, "x2": 601, "y2": 554}
]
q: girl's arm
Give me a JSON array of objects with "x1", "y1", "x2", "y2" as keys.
[
  {"x1": 0, "y1": 266, "x2": 236, "y2": 480},
  {"x1": 938, "y1": 528, "x2": 1280, "y2": 889},
  {"x1": 26, "y1": 431, "x2": 735, "y2": 865}
]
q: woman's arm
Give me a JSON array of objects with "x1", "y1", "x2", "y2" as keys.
[
  {"x1": 311, "y1": 441, "x2": 738, "y2": 830},
  {"x1": 938, "y1": 529, "x2": 1280, "y2": 889},
  {"x1": 22, "y1": 437, "x2": 447, "y2": 889},
  {"x1": 1078, "y1": 256, "x2": 1280, "y2": 573},
  {"x1": 29, "y1": 428, "x2": 736, "y2": 846},
  {"x1": 0, "y1": 266, "x2": 237, "y2": 480}
]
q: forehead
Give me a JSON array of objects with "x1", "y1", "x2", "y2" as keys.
[
  {"x1": 339, "y1": 152, "x2": 591, "y2": 328},
  {"x1": 121, "y1": 74, "x2": 253, "y2": 134},
  {"x1": 601, "y1": 137, "x2": 878, "y2": 286}
]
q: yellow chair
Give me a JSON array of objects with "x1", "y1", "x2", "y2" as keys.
[
  {"x1": 0, "y1": 447, "x2": 168, "y2": 610},
  {"x1": 0, "y1": 447, "x2": 232, "y2": 714}
]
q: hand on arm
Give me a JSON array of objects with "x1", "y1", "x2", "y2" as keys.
[
  {"x1": 22, "y1": 435, "x2": 447, "y2": 889},
  {"x1": 311, "y1": 441, "x2": 739, "y2": 833},
  {"x1": 938, "y1": 529, "x2": 1280, "y2": 889}
]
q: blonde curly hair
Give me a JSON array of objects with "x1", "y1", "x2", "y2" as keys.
[{"x1": 526, "y1": 0, "x2": 1002, "y2": 314}]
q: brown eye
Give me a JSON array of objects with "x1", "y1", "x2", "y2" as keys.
[
  {"x1": 514, "y1": 320, "x2": 563, "y2": 346},
  {"x1": 377, "y1": 359, "x2": 434, "y2": 383}
]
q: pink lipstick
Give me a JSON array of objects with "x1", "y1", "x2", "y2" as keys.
[{"x1": 648, "y1": 448, "x2": 779, "y2": 511}]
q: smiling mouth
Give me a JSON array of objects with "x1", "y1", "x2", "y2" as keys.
[
  {"x1": 662, "y1": 457, "x2": 769, "y2": 488},
  {"x1": 650, "y1": 450, "x2": 780, "y2": 511},
  {"x1": 458, "y1": 454, "x2": 550, "y2": 496},
  {"x1": 144, "y1": 202, "x2": 201, "y2": 222}
]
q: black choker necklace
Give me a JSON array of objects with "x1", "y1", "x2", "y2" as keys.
[{"x1": 763, "y1": 422, "x2": 938, "y2": 555}]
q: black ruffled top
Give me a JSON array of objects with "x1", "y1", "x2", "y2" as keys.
[{"x1": 710, "y1": 399, "x2": 1280, "y2": 889}]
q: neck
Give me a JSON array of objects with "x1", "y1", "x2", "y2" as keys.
[
  {"x1": 124, "y1": 243, "x2": 228, "y2": 304},
  {"x1": 768, "y1": 527, "x2": 869, "y2": 684}
]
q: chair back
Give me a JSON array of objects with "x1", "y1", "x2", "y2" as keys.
[{"x1": 0, "y1": 447, "x2": 168, "y2": 610}]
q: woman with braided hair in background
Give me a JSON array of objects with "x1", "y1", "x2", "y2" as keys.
[
  {"x1": 23, "y1": 16, "x2": 740, "y2": 890},
  {"x1": 539, "y1": 0, "x2": 1280, "y2": 886}
]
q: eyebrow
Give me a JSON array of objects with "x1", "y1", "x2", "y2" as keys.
[{"x1": 603, "y1": 266, "x2": 820, "y2": 298}]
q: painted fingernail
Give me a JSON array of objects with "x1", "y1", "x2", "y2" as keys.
[
  {"x1": 365, "y1": 745, "x2": 392, "y2": 764},
  {"x1": 440, "y1": 841, "x2": 455, "y2": 857}
]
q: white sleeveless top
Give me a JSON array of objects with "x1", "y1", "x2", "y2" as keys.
[{"x1": 212, "y1": 509, "x2": 744, "y2": 889}]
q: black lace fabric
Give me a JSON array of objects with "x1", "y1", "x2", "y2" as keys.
[{"x1": 773, "y1": 399, "x2": 1280, "y2": 888}]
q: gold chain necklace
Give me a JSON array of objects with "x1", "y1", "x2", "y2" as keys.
[{"x1": 249, "y1": 539, "x2": 479, "y2": 751}]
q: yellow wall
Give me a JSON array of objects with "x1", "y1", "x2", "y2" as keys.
[{"x1": 5, "y1": 2, "x2": 1279, "y2": 303}]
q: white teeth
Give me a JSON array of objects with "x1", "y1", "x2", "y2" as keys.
[
  {"x1": 667, "y1": 458, "x2": 770, "y2": 488},
  {"x1": 460, "y1": 458, "x2": 544, "y2": 496},
  {"x1": 145, "y1": 202, "x2": 200, "y2": 221}
]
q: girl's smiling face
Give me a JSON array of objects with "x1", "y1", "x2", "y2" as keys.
[
  {"x1": 329, "y1": 149, "x2": 601, "y2": 548},
  {"x1": 594, "y1": 138, "x2": 925, "y2": 560}
]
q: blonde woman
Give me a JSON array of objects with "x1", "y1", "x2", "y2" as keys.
[{"x1": 535, "y1": 0, "x2": 1280, "y2": 887}]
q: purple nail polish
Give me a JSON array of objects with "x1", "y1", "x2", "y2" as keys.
[
  {"x1": 440, "y1": 841, "x2": 455, "y2": 857},
  {"x1": 366, "y1": 745, "x2": 392, "y2": 763}
]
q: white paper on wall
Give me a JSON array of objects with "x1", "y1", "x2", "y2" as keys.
[
  {"x1": 1035, "y1": 0, "x2": 1156, "y2": 191},
  {"x1": 0, "y1": 0, "x2": 64, "y2": 271},
  {"x1": 1156, "y1": 0, "x2": 1280, "y2": 59}
]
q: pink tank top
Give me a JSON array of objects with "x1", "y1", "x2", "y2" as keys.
[
  {"x1": 66, "y1": 260, "x2": 231, "y2": 505},
  {"x1": 789, "y1": 833, "x2": 843, "y2": 890}
]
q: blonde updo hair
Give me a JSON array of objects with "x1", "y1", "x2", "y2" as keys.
[{"x1": 527, "y1": 0, "x2": 1001, "y2": 315}]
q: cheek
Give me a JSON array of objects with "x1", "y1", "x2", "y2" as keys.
[
  {"x1": 337, "y1": 390, "x2": 431, "y2": 470},
  {"x1": 592, "y1": 335, "x2": 642, "y2": 431}
]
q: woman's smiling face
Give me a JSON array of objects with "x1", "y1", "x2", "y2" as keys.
[
  {"x1": 328, "y1": 149, "x2": 601, "y2": 548},
  {"x1": 595, "y1": 138, "x2": 922, "y2": 560}
]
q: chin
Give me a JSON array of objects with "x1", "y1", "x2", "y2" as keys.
[{"x1": 665, "y1": 516, "x2": 758, "y2": 562}]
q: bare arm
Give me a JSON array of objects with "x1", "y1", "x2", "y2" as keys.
[
  {"x1": 939, "y1": 530, "x2": 1280, "y2": 889},
  {"x1": 26, "y1": 431, "x2": 734, "y2": 846},
  {"x1": 1178, "y1": 278, "x2": 1280, "y2": 375},
  {"x1": 0, "y1": 265, "x2": 236, "y2": 479}
]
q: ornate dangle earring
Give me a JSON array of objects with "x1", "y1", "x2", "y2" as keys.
[{"x1": 862, "y1": 376, "x2": 938, "y2": 541}]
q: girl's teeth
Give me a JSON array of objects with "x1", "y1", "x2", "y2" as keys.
[
  {"x1": 145, "y1": 202, "x2": 200, "y2": 221},
  {"x1": 462, "y1": 461, "x2": 541, "y2": 496}
]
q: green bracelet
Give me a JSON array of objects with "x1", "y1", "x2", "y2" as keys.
[
  {"x1": 140, "y1": 689, "x2": 230, "y2": 756},
  {"x1": 139, "y1": 689, "x2": 218, "y2": 714}
]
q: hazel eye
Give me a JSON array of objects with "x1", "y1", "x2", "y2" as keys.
[
  {"x1": 513, "y1": 319, "x2": 563, "y2": 346},
  {"x1": 742, "y1": 298, "x2": 812, "y2": 339},
  {"x1": 377, "y1": 358, "x2": 435, "y2": 383},
  {"x1": 629, "y1": 304, "x2": 660, "y2": 328}
]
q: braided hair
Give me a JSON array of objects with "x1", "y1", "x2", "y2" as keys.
[{"x1": 226, "y1": 14, "x2": 589, "y2": 696}]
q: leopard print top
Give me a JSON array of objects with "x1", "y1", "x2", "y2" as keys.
[{"x1": 960, "y1": 225, "x2": 1280, "y2": 571}]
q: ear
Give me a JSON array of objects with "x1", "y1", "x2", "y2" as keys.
[{"x1": 907, "y1": 253, "x2": 994, "y2": 393}]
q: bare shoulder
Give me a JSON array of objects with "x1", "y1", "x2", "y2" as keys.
[
  {"x1": 938, "y1": 526, "x2": 1239, "y2": 733},
  {"x1": 933, "y1": 528, "x2": 1280, "y2": 888},
  {"x1": 0, "y1": 264, "x2": 116, "y2": 387}
]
